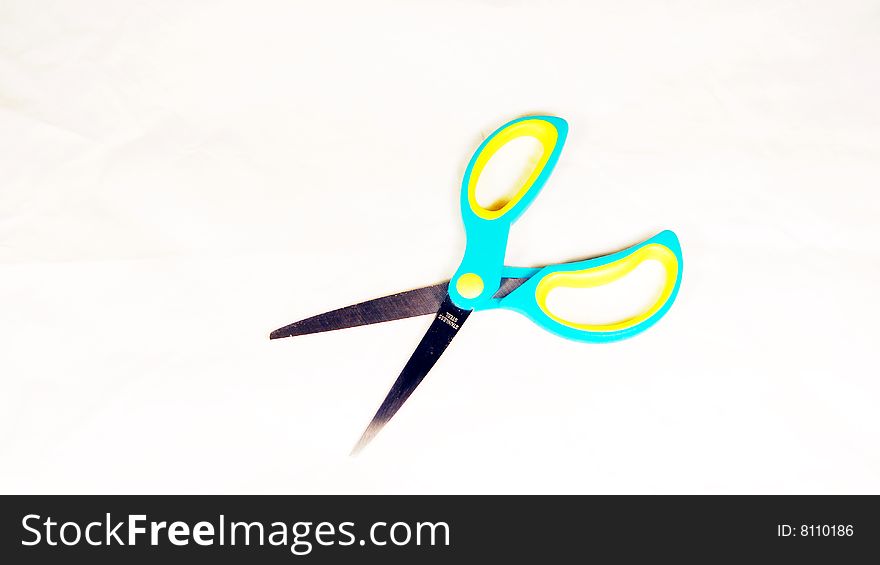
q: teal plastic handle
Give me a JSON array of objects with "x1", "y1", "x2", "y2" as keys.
[
  {"x1": 449, "y1": 115, "x2": 569, "y2": 309},
  {"x1": 494, "y1": 231, "x2": 683, "y2": 343}
]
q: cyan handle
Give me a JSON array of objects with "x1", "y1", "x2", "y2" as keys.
[
  {"x1": 496, "y1": 231, "x2": 683, "y2": 343},
  {"x1": 449, "y1": 115, "x2": 569, "y2": 309}
]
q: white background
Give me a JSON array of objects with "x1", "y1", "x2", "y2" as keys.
[{"x1": 2, "y1": 0, "x2": 878, "y2": 493}]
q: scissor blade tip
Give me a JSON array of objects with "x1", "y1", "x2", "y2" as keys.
[
  {"x1": 350, "y1": 425, "x2": 380, "y2": 456},
  {"x1": 350, "y1": 439, "x2": 369, "y2": 457},
  {"x1": 350, "y1": 437, "x2": 367, "y2": 456},
  {"x1": 269, "y1": 329, "x2": 289, "y2": 340}
]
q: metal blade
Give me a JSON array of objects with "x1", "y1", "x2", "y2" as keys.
[
  {"x1": 494, "y1": 276, "x2": 529, "y2": 299},
  {"x1": 270, "y1": 277, "x2": 529, "y2": 340},
  {"x1": 351, "y1": 294, "x2": 472, "y2": 454},
  {"x1": 269, "y1": 282, "x2": 449, "y2": 339}
]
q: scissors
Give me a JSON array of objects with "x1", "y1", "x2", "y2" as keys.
[{"x1": 271, "y1": 115, "x2": 683, "y2": 453}]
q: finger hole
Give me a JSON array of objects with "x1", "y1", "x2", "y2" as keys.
[
  {"x1": 542, "y1": 259, "x2": 667, "y2": 327},
  {"x1": 474, "y1": 135, "x2": 544, "y2": 212}
]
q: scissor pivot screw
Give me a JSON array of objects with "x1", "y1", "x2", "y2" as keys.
[{"x1": 456, "y1": 273, "x2": 484, "y2": 299}]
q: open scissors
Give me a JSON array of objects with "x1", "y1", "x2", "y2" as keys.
[{"x1": 271, "y1": 115, "x2": 683, "y2": 453}]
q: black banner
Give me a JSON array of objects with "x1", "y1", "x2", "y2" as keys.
[{"x1": 2, "y1": 495, "x2": 877, "y2": 563}]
